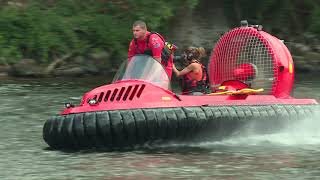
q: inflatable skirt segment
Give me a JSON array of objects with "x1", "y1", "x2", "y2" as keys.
[{"x1": 43, "y1": 104, "x2": 319, "y2": 150}]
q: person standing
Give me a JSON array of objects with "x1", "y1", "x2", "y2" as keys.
[{"x1": 128, "y1": 20, "x2": 174, "y2": 79}]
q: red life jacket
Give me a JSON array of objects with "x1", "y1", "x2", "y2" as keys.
[
  {"x1": 181, "y1": 62, "x2": 208, "y2": 95},
  {"x1": 133, "y1": 32, "x2": 174, "y2": 78},
  {"x1": 134, "y1": 32, "x2": 172, "y2": 66}
]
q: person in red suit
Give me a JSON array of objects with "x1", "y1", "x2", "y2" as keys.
[{"x1": 128, "y1": 20, "x2": 174, "y2": 79}]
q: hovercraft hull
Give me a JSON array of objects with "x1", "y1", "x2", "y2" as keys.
[{"x1": 43, "y1": 104, "x2": 319, "y2": 150}]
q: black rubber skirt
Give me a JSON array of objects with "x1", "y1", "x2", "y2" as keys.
[{"x1": 43, "y1": 104, "x2": 319, "y2": 150}]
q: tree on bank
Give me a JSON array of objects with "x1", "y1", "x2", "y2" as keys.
[
  {"x1": 0, "y1": 0, "x2": 319, "y2": 73},
  {"x1": 0, "y1": 0, "x2": 198, "y2": 68}
]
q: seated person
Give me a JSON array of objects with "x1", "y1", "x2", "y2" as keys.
[{"x1": 172, "y1": 46, "x2": 209, "y2": 95}]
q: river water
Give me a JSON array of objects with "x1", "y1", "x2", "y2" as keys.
[{"x1": 0, "y1": 73, "x2": 319, "y2": 180}]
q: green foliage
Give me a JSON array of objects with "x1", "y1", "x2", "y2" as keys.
[
  {"x1": 0, "y1": 0, "x2": 199, "y2": 65},
  {"x1": 2, "y1": 0, "x2": 319, "y2": 66},
  {"x1": 0, "y1": 3, "x2": 82, "y2": 63}
]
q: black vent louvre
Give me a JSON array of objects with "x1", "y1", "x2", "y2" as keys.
[{"x1": 87, "y1": 84, "x2": 146, "y2": 104}]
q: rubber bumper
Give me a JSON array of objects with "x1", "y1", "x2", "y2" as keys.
[{"x1": 43, "y1": 104, "x2": 320, "y2": 150}]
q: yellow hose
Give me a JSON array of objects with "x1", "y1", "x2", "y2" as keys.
[{"x1": 208, "y1": 88, "x2": 264, "y2": 96}]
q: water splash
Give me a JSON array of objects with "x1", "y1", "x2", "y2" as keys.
[
  {"x1": 150, "y1": 108, "x2": 320, "y2": 149},
  {"x1": 205, "y1": 109, "x2": 320, "y2": 147}
]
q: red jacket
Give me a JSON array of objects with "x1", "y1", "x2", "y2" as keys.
[{"x1": 128, "y1": 31, "x2": 173, "y2": 79}]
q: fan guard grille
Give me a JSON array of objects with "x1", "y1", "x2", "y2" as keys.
[{"x1": 209, "y1": 27, "x2": 278, "y2": 94}]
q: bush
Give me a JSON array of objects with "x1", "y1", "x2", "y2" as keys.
[{"x1": 0, "y1": 0, "x2": 199, "y2": 65}]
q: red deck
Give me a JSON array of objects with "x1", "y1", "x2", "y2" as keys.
[{"x1": 61, "y1": 80, "x2": 317, "y2": 115}]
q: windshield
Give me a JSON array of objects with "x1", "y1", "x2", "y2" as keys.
[{"x1": 112, "y1": 55, "x2": 171, "y2": 90}]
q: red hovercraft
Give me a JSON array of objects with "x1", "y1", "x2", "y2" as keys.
[{"x1": 43, "y1": 23, "x2": 319, "y2": 150}]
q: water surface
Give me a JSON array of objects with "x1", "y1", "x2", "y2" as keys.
[{"x1": 0, "y1": 74, "x2": 319, "y2": 180}]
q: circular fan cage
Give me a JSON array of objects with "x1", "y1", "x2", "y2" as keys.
[{"x1": 209, "y1": 25, "x2": 294, "y2": 98}]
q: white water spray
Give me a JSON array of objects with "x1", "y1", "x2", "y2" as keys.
[
  {"x1": 211, "y1": 109, "x2": 320, "y2": 146},
  {"x1": 146, "y1": 107, "x2": 320, "y2": 149}
]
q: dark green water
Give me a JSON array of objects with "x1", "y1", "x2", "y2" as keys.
[{"x1": 0, "y1": 74, "x2": 319, "y2": 180}]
